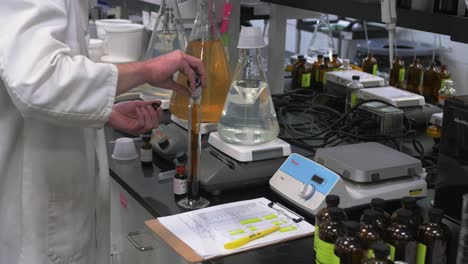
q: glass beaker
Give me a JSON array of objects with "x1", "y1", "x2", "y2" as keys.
[
  {"x1": 306, "y1": 14, "x2": 335, "y2": 58},
  {"x1": 218, "y1": 27, "x2": 279, "y2": 145},
  {"x1": 142, "y1": 0, "x2": 187, "y2": 99},
  {"x1": 169, "y1": 0, "x2": 231, "y2": 123}
]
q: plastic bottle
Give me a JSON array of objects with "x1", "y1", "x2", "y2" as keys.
[
  {"x1": 332, "y1": 54, "x2": 342, "y2": 71},
  {"x1": 360, "y1": 209, "x2": 382, "y2": 261},
  {"x1": 334, "y1": 221, "x2": 364, "y2": 264},
  {"x1": 386, "y1": 209, "x2": 418, "y2": 263},
  {"x1": 315, "y1": 207, "x2": 346, "y2": 264},
  {"x1": 346, "y1": 75, "x2": 364, "y2": 112},
  {"x1": 389, "y1": 56, "x2": 406, "y2": 89},
  {"x1": 173, "y1": 153, "x2": 188, "y2": 201},
  {"x1": 318, "y1": 56, "x2": 333, "y2": 90},
  {"x1": 406, "y1": 58, "x2": 424, "y2": 94},
  {"x1": 363, "y1": 241, "x2": 395, "y2": 264},
  {"x1": 422, "y1": 63, "x2": 441, "y2": 104},
  {"x1": 314, "y1": 195, "x2": 341, "y2": 252},
  {"x1": 362, "y1": 53, "x2": 378, "y2": 76},
  {"x1": 340, "y1": 59, "x2": 353, "y2": 71},
  {"x1": 312, "y1": 55, "x2": 324, "y2": 88},
  {"x1": 140, "y1": 135, "x2": 153, "y2": 166},
  {"x1": 391, "y1": 197, "x2": 423, "y2": 229},
  {"x1": 438, "y1": 79, "x2": 456, "y2": 105},
  {"x1": 417, "y1": 208, "x2": 450, "y2": 264},
  {"x1": 435, "y1": 65, "x2": 451, "y2": 100}
]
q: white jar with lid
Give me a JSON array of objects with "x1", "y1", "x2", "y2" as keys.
[{"x1": 88, "y1": 39, "x2": 105, "y2": 63}]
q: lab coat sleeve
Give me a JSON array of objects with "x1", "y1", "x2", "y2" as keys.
[{"x1": 0, "y1": 0, "x2": 117, "y2": 128}]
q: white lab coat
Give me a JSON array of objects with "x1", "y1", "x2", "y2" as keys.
[{"x1": 0, "y1": 1, "x2": 118, "y2": 264}]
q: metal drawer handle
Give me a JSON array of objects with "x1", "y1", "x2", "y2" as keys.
[{"x1": 126, "y1": 231, "x2": 154, "y2": 251}]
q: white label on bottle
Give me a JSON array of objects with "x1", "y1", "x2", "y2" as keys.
[
  {"x1": 141, "y1": 149, "x2": 153, "y2": 162},
  {"x1": 173, "y1": 178, "x2": 187, "y2": 195}
]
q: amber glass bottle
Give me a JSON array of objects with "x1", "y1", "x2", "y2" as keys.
[
  {"x1": 314, "y1": 195, "x2": 341, "y2": 252},
  {"x1": 335, "y1": 221, "x2": 364, "y2": 264},
  {"x1": 315, "y1": 207, "x2": 346, "y2": 264},
  {"x1": 293, "y1": 58, "x2": 307, "y2": 89},
  {"x1": 298, "y1": 61, "x2": 313, "y2": 89},
  {"x1": 312, "y1": 55, "x2": 324, "y2": 88},
  {"x1": 422, "y1": 63, "x2": 440, "y2": 104},
  {"x1": 386, "y1": 209, "x2": 417, "y2": 263},
  {"x1": 363, "y1": 198, "x2": 391, "y2": 237},
  {"x1": 363, "y1": 241, "x2": 395, "y2": 264},
  {"x1": 434, "y1": 65, "x2": 451, "y2": 100},
  {"x1": 389, "y1": 56, "x2": 406, "y2": 89},
  {"x1": 417, "y1": 208, "x2": 450, "y2": 264},
  {"x1": 406, "y1": 58, "x2": 424, "y2": 94},
  {"x1": 360, "y1": 209, "x2": 382, "y2": 261},
  {"x1": 362, "y1": 53, "x2": 378, "y2": 75},
  {"x1": 291, "y1": 55, "x2": 305, "y2": 88},
  {"x1": 331, "y1": 54, "x2": 342, "y2": 71},
  {"x1": 318, "y1": 56, "x2": 333, "y2": 90},
  {"x1": 140, "y1": 135, "x2": 153, "y2": 166},
  {"x1": 391, "y1": 196, "x2": 423, "y2": 229}
]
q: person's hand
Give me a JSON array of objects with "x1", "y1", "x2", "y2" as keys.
[
  {"x1": 107, "y1": 100, "x2": 163, "y2": 136},
  {"x1": 143, "y1": 50, "x2": 206, "y2": 96}
]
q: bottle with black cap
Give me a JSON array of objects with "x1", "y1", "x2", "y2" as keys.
[
  {"x1": 365, "y1": 198, "x2": 391, "y2": 236},
  {"x1": 391, "y1": 197, "x2": 423, "y2": 228},
  {"x1": 360, "y1": 209, "x2": 382, "y2": 261},
  {"x1": 315, "y1": 207, "x2": 346, "y2": 264},
  {"x1": 363, "y1": 241, "x2": 395, "y2": 264},
  {"x1": 314, "y1": 195, "x2": 346, "y2": 252},
  {"x1": 334, "y1": 221, "x2": 364, "y2": 264},
  {"x1": 173, "y1": 152, "x2": 188, "y2": 201},
  {"x1": 140, "y1": 134, "x2": 153, "y2": 166},
  {"x1": 385, "y1": 209, "x2": 417, "y2": 263},
  {"x1": 416, "y1": 208, "x2": 449, "y2": 264}
]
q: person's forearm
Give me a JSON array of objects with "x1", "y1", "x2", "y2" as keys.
[{"x1": 116, "y1": 61, "x2": 151, "y2": 96}]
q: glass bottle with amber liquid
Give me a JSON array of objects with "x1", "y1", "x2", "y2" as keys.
[
  {"x1": 391, "y1": 196, "x2": 423, "y2": 229},
  {"x1": 417, "y1": 208, "x2": 450, "y2": 264},
  {"x1": 314, "y1": 195, "x2": 342, "y2": 253},
  {"x1": 435, "y1": 65, "x2": 451, "y2": 101},
  {"x1": 422, "y1": 63, "x2": 440, "y2": 104},
  {"x1": 389, "y1": 56, "x2": 406, "y2": 89},
  {"x1": 407, "y1": 58, "x2": 424, "y2": 94},
  {"x1": 316, "y1": 207, "x2": 346, "y2": 264},
  {"x1": 360, "y1": 209, "x2": 382, "y2": 261},
  {"x1": 169, "y1": 0, "x2": 231, "y2": 123},
  {"x1": 385, "y1": 209, "x2": 418, "y2": 263},
  {"x1": 363, "y1": 198, "x2": 391, "y2": 237},
  {"x1": 362, "y1": 53, "x2": 378, "y2": 75},
  {"x1": 363, "y1": 241, "x2": 395, "y2": 264},
  {"x1": 173, "y1": 152, "x2": 188, "y2": 201},
  {"x1": 331, "y1": 53, "x2": 342, "y2": 71},
  {"x1": 140, "y1": 135, "x2": 153, "y2": 166},
  {"x1": 335, "y1": 221, "x2": 364, "y2": 264},
  {"x1": 312, "y1": 55, "x2": 324, "y2": 88},
  {"x1": 294, "y1": 58, "x2": 308, "y2": 89},
  {"x1": 291, "y1": 55, "x2": 305, "y2": 88},
  {"x1": 318, "y1": 56, "x2": 333, "y2": 90}
]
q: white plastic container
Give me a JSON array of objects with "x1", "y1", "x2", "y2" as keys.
[
  {"x1": 104, "y1": 23, "x2": 145, "y2": 63},
  {"x1": 112, "y1": 137, "x2": 138, "y2": 160},
  {"x1": 95, "y1": 19, "x2": 132, "y2": 40},
  {"x1": 88, "y1": 39, "x2": 105, "y2": 62}
]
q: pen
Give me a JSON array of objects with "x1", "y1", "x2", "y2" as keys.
[{"x1": 224, "y1": 225, "x2": 281, "y2": 250}]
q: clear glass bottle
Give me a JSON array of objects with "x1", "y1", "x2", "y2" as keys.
[
  {"x1": 307, "y1": 14, "x2": 335, "y2": 58},
  {"x1": 316, "y1": 207, "x2": 346, "y2": 264},
  {"x1": 363, "y1": 241, "x2": 395, "y2": 264},
  {"x1": 422, "y1": 63, "x2": 440, "y2": 104},
  {"x1": 362, "y1": 53, "x2": 378, "y2": 76},
  {"x1": 169, "y1": 0, "x2": 231, "y2": 123},
  {"x1": 406, "y1": 58, "x2": 424, "y2": 94},
  {"x1": 417, "y1": 208, "x2": 450, "y2": 264},
  {"x1": 389, "y1": 56, "x2": 406, "y2": 89},
  {"x1": 218, "y1": 27, "x2": 279, "y2": 145},
  {"x1": 340, "y1": 59, "x2": 353, "y2": 71},
  {"x1": 386, "y1": 209, "x2": 418, "y2": 263},
  {"x1": 346, "y1": 75, "x2": 364, "y2": 112},
  {"x1": 335, "y1": 221, "x2": 364, "y2": 264},
  {"x1": 438, "y1": 79, "x2": 456, "y2": 105},
  {"x1": 435, "y1": 65, "x2": 451, "y2": 100}
]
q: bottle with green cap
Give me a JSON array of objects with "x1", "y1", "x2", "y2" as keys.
[
  {"x1": 385, "y1": 209, "x2": 417, "y2": 263},
  {"x1": 315, "y1": 207, "x2": 346, "y2": 264},
  {"x1": 391, "y1": 197, "x2": 423, "y2": 229},
  {"x1": 363, "y1": 241, "x2": 395, "y2": 264},
  {"x1": 416, "y1": 208, "x2": 449, "y2": 264},
  {"x1": 334, "y1": 221, "x2": 364, "y2": 264},
  {"x1": 360, "y1": 209, "x2": 382, "y2": 261}
]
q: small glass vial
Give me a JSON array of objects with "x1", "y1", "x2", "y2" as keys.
[
  {"x1": 140, "y1": 135, "x2": 153, "y2": 166},
  {"x1": 173, "y1": 153, "x2": 188, "y2": 201},
  {"x1": 346, "y1": 75, "x2": 364, "y2": 112},
  {"x1": 438, "y1": 80, "x2": 455, "y2": 106},
  {"x1": 340, "y1": 59, "x2": 353, "y2": 71}
]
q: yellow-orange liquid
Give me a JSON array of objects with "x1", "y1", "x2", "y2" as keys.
[{"x1": 169, "y1": 39, "x2": 231, "y2": 122}]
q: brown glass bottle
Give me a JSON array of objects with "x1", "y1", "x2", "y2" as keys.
[
  {"x1": 316, "y1": 207, "x2": 346, "y2": 264},
  {"x1": 391, "y1": 197, "x2": 423, "y2": 229},
  {"x1": 312, "y1": 55, "x2": 324, "y2": 88},
  {"x1": 291, "y1": 55, "x2": 305, "y2": 88},
  {"x1": 332, "y1": 54, "x2": 342, "y2": 71},
  {"x1": 293, "y1": 58, "x2": 307, "y2": 89},
  {"x1": 363, "y1": 198, "x2": 391, "y2": 237},
  {"x1": 360, "y1": 209, "x2": 382, "y2": 261},
  {"x1": 389, "y1": 56, "x2": 406, "y2": 89},
  {"x1": 173, "y1": 153, "x2": 188, "y2": 201},
  {"x1": 422, "y1": 63, "x2": 440, "y2": 104},
  {"x1": 406, "y1": 59, "x2": 424, "y2": 94},
  {"x1": 434, "y1": 65, "x2": 451, "y2": 100},
  {"x1": 318, "y1": 56, "x2": 333, "y2": 90},
  {"x1": 140, "y1": 135, "x2": 153, "y2": 166},
  {"x1": 417, "y1": 208, "x2": 450, "y2": 264},
  {"x1": 314, "y1": 195, "x2": 341, "y2": 253},
  {"x1": 363, "y1": 241, "x2": 395, "y2": 264},
  {"x1": 385, "y1": 209, "x2": 417, "y2": 263},
  {"x1": 298, "y1": 63, "x2": 313, "y2": 89},
  {"x1": 362, "y1": 53, "x2": 378, "y2": 75},
  {"x1": 335, "y1": 221, "x2": 364, "y2": 264}
]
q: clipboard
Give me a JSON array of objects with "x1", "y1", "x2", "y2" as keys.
[{"x1": 145, "y1": 199, "x2": 315, "y2": 263}]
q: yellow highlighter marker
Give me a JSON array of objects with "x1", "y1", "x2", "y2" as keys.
[{"x1": 224, "y1": 226, "x2": 281, "y2": 250}]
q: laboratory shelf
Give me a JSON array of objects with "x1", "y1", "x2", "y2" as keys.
[{"x1": 262, "y1": 0, "x2": 468, "y2": 44}]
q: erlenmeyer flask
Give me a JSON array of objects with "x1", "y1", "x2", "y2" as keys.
[
  {"x1": 218, "y1": 27, "x2": 279, "y2": 145},
  {"x1": 169, "y1": 0, "x2": 231, "y2": 123},
  {"x1": 142, "y1": 0, "x2": 187, "y2": 99},
  {"x1": 307, "y1": 14, "x2": 335, "y2": 58}
]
